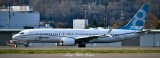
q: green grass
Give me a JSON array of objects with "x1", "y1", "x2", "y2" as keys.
[{"x1": 0, "y1": 49, "x2": 160, "y2": 54}]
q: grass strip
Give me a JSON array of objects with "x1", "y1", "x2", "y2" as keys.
[{"x1": 0, "y1": 49, "x2": 160, "y2": 54}]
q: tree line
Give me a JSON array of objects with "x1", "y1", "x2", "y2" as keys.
[{"x1": 0, "y1": 0, "x2": 160, "y2": 29}]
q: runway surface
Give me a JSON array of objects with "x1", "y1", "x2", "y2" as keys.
[
  {"x1": 0, "y1": 53, "x2": 160, "y2": 58},
  {"x1": 1, "y1": 46, "x2": 160, "y2": 58},
  {"x1": 0, "y1": 46, "x2": 160, "y2": 50}
]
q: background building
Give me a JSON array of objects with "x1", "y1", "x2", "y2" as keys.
[
  {"x1": 73, "y1": 19, "x2": 88, "y2": 29},
  {"x1": 0, "y1": 6, "x2": 40, "y2": 29},
  {"x1": 140, "y1": 30, "x2": 160, "y2": 47},
  {"x1": 0, "y1": 6, "x2": 33, "y2": 12}
]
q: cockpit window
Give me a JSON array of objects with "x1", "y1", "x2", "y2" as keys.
[{"x1": 19, "y1": 32, "x2": 24, "y2": 34}]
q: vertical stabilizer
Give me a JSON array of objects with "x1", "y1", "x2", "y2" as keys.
[{"x1": 120, "y1": 4, "x2": 149, "y2": 31}]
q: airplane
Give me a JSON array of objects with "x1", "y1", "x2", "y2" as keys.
[{"x1": 12, "y1": 4, "x2": 149, "y2": 47}]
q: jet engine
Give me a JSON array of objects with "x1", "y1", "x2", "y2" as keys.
[{"x1": 56, "y1": 37, "x2": 76, "y2": 46}]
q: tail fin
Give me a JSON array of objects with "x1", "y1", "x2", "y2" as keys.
[{"x1": 120, "y1": 4, "x2": 149, "y2": 31}]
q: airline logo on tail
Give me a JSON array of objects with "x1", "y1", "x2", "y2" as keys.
[{"x1": 120, "y1": 4, "x2": 149, "y2": 30}]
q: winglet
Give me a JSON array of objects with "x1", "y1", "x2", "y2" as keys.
[{"x1": 107, "y1": 27, "x2": 112, "y2": 34}]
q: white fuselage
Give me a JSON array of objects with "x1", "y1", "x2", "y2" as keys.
[{"x1": 12, "y1": 29, "x2": 142, "y2": 43}]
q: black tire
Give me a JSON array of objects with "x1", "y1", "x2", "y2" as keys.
[
  {"x1": 24, "y1": 42, "x2": 29, "y2": 47},
  {"x1": 24, "y1": 44, "x2": 28, "y2": 47},
  {"x1": 78, "y1": 43, "x2": 82, "y2": 47},
  {"x1": 82, "y1": 44, "x2": 86, "y2": 47},
  {"x1": 78, "y1": 43, "x2": 86, "y2": 48}
]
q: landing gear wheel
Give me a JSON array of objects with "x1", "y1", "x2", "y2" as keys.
[
  {"x1": 78, "y1": 42, "x2": 86, "y2": 48},
  {"x1": 24, "y1": 41, "x2": 29, "y2": 47},
  {"x1": 25, "y1": 44, "x2": 29, "y2": 47}
]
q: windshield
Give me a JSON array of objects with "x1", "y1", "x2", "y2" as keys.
[{"x1": 19, "y1": 32, "x2": 24, "y2": 34}]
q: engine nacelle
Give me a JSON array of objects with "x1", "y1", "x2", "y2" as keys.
[{"x1": 57, "y1": 37, "x2": 76, "y2": 46}]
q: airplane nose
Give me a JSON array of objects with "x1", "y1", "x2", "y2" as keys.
[
  {"x1": 12, "y1": 34, "x2": 19, "y2": 40},
  {"x1": 12, "y1": 35, "x2": 16, "y2": 40}
]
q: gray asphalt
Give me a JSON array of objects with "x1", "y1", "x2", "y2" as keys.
[
  {"x1": 1, "y1": 46, "x2": 160, "y2": 58},
  {"x1": 0, "y1": 53, "x2": 160, "y2": 58},
  {"x1": 0, "y1": 46, "x2": 160, "y2": 50}
]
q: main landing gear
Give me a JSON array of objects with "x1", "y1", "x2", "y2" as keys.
[{"x1": 78, "y1": 42, "x2": 86, "y2": 48}]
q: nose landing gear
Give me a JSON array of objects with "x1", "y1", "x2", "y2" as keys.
[{"x1": 24, "y1": 41, "x2": 29, "y2": 47}]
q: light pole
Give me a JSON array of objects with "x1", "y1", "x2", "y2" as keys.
[
  {"x1": 7, "y1": 1, "x2": 12, "y2": 29},
  {"x1": 102, "y1": 0, "x2": 109, "y2": 29},
  {"x1": 120, "y1": 10, "x2": 125, "y2": 23},
  {"x1": 8, "y1": 5, "x2": 11, "y2": 29},
  {"x1": 82, "y1": 5, "x2": 88, "y2": 28}
]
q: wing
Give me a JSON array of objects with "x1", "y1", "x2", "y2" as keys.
[
  {"x1": 75, "y1": 28, "x2": 112, "y2": 43},
  {"x1": 75, "y1": 35, "x2": 111, "y2": 43}
]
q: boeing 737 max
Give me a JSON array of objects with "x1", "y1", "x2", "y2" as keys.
[{"x1": 12, "y1": 4, "x2": 149, "y2": 47}]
